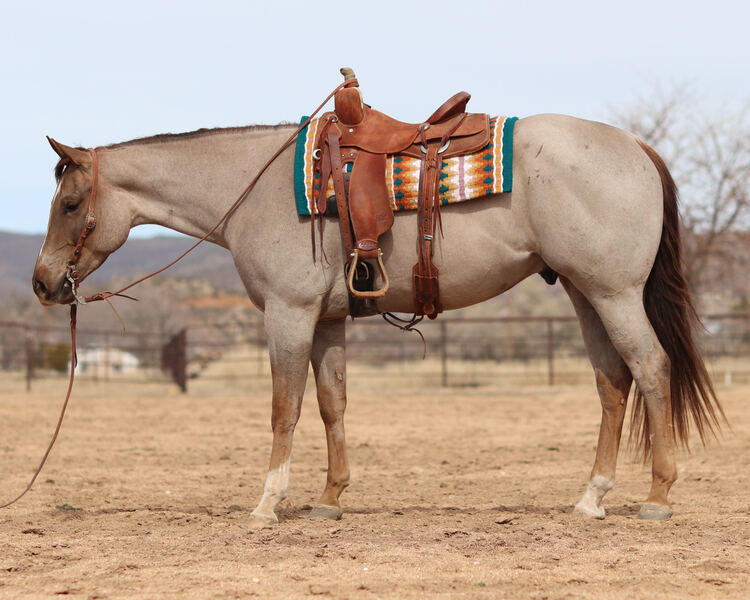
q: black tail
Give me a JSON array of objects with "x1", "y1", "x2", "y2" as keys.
[{"x1": 631, "y1": 139, "x2": 726, "y2": 460}]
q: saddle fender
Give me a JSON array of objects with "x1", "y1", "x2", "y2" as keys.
[{"x1": 348, "y1": 151, "x2": 394, "y2": 258}]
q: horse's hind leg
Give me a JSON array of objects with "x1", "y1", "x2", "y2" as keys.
[
  {"x1": 562, "y1": 278, "x2": 633, "y2": 519},
  {"x1": 249, "y1": 303, "x2": 317, "y2": 528},
  {"x1": 308, "y1": 319, "x2": 350, "y2": 520},
  {"x1": 583, "y1": 288, "x2": 677, "y2": 520}
]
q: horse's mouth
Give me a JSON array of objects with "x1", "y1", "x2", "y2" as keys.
[
  {"x1": 33, "y1": 273, "x2": 75, "y2": 306},
  {"x1": 57, "y1": 280, "x2": 76, "y2": 305}
]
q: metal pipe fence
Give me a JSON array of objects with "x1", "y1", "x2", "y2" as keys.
[{"x1": 2, "y1": 312, "x2": 749, "y2": 391}]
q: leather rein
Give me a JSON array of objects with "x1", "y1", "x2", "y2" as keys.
[{"x1": 0, "y1": 78, "x2": 356, "y2": 509}]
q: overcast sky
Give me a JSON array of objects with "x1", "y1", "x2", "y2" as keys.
[{"x1": 2, "y1": 0, "x2": 749, "y2": 238}]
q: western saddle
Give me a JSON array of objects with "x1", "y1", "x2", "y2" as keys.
[{"x1": 312, "y1": 68, "x2": 491, "y2": 318}]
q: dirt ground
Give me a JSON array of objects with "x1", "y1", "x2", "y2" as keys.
[{"x1": 1, "y1": 375, "x2": 748, "y2": 600}]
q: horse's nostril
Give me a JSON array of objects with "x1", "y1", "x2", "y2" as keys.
[{"x1": 34, "y1": 279, "x2": 48, "y2": 296}]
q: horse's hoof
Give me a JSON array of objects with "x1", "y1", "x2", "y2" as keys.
[
  {"x1": 307, "y1": 504, "x2": 342, "y2": 520},
  {"x1": 573, "y1": 475, "x2": 612, "y2": 519},
  {"x1": 573, "y1": 499, "x2": 606, "y2": 519},
  {"x1": 637, "y1": 503, "x2": 673, "y2": 520},
  {"x1": 249, "y1": 513, "x2": 278, "y2": 529}
]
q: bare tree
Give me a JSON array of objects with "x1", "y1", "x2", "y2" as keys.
[
  {"x1": 681, "y1": 111, "x2": 750, "y2": 286},
  {"x1": 611, "y1": 86, "x2": 750, "y2": 297},
  {"x1": 610, "y1": 83, "x2": 693, "y2": 174}
]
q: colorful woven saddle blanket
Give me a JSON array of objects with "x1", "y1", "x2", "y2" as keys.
[{"x1": 293, "y1": 115, "x2": 518, "y2": 216}]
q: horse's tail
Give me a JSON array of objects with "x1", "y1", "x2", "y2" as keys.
[{"x1": 631, "y1": 138, "x2": 726, "y2": 460}]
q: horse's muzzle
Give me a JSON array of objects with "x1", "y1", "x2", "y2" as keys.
[{"x1": 32, "y1": 267, "x2": 73, "y2": 305}]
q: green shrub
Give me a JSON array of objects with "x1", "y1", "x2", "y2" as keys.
[{"x1": 38, "y1": 343, "x2": 70, "y2": 373}]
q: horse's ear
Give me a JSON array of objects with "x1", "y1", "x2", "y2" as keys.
[{"x1": 47, "y1": 137, "x2": 90, "y2": 167}]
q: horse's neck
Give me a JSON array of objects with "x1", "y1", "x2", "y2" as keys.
[{"x1": 101, "y1": 128, "x2": 297, "y2": 247}]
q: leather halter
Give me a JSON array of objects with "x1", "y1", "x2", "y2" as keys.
[{"x1": 66, "y1": 148, "x2": 99, "y2": 304}]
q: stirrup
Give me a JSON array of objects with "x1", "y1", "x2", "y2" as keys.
[{"x1": 346, "y1": 249, "x2": 389, "y2": 299}]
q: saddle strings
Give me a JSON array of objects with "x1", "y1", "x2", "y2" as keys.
[
  {"x1": 0, "y1": 78, "x2": 355, "y2": 510},
  {"x1": 381, "y1": 312, "x2": 427, "y2": 359}
]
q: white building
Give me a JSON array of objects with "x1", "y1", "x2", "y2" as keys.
[{"x1": 71, "y1": 347, "x2": 140, "y2": 378}]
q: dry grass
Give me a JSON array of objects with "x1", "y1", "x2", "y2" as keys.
[
  {"x1": 188, "y1": 343, "x2": 750, "y2": 394},
  {"x1": 15, "y1": 343, "x2": 750, "y2": 398}
]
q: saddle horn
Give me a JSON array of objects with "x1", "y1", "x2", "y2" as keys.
[
  {"x1": 340, "y1": 67, "x2": 357, "y2": 81},
  {"x1": 336, "y1": 67, "x2": 363, "y2": 125}
]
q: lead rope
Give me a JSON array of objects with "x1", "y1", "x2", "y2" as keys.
[
  {"x1": 0, "y1": 305, "x2": 77, "y2": 509},
  {"x1": 0, "y1": 78, "x2": 356, "y2": 509}
]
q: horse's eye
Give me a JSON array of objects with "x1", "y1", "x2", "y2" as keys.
[{"x1": 63, "y1": 199, "x2": 81, "y2": 214}]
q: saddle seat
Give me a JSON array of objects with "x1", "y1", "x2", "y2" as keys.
[
  {"x1": 332, "y1": 97, "x2": 490, "y2": 158},
  {"x1": 311, "y1": 69, "x2": 492, "y2": 318}
]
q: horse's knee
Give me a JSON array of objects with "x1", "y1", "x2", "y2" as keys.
[
  {"x1": 270, "y1": 396, "x2": 303, "y2": 433},
  {"x1": 271, "y1": 416, "x2": 300, "y2": 435},
  {"x1": 316, "y1": 383, "x2": 347, "y2": 427}
]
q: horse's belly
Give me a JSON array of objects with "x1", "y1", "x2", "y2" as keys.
[{"x1": 373, "y1": 193, "x2": 542, "y2": 314}]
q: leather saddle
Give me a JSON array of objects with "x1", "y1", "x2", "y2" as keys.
[{"x1": 312, "y1": 68, "x2": 491, "y2": 318}]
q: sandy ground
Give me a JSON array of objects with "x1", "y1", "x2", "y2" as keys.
[{"x1": 1, "y1": 375, "x2": 748, "y2": 600}]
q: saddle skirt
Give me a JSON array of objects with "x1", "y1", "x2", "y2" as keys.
[{"x1": 293, "y1": 114, "x2": 518, "y2": 217}]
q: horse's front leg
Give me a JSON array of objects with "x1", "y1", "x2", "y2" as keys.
[
  {"x1": 308, "y1": 318, "x2": 350, "y2": 520},
  {"x1": 249, "y1": 303, "x2": 318, "y2": 528}
]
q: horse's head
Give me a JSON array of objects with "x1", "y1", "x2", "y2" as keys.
[{"x1": 33, "y1": 138, "x2": 131, "y2": 305}]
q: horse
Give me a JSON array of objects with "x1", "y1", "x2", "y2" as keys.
[{"x1": 32, "y1": 111, "x2": 723, "y2": 527}]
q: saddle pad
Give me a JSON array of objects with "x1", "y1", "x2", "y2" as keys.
[{"x1": 293, "y1": 115, "x2": 518, "y2": 216}]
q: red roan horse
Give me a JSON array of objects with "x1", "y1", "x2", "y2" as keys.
[{"x1": 33, "y1": 109, "x2": 722, "y2": 526}]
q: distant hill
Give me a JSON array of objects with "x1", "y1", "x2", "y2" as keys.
[{"x1": 0, "y1": 230, "x2": 244, "y2": 303}]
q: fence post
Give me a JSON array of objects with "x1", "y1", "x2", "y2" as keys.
[
  {"x1": 161, "y1": 329, "x2": 187, "y2": 392},
  {"x1": 440, "y1": 321, "x2": 448, "y2": 387},
  {"x1": 1, "y1": 334, "x2": 10, "y2": 371},
  {"x1": 547, "y1": 319, "x2": 555, "y2": 386}
]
